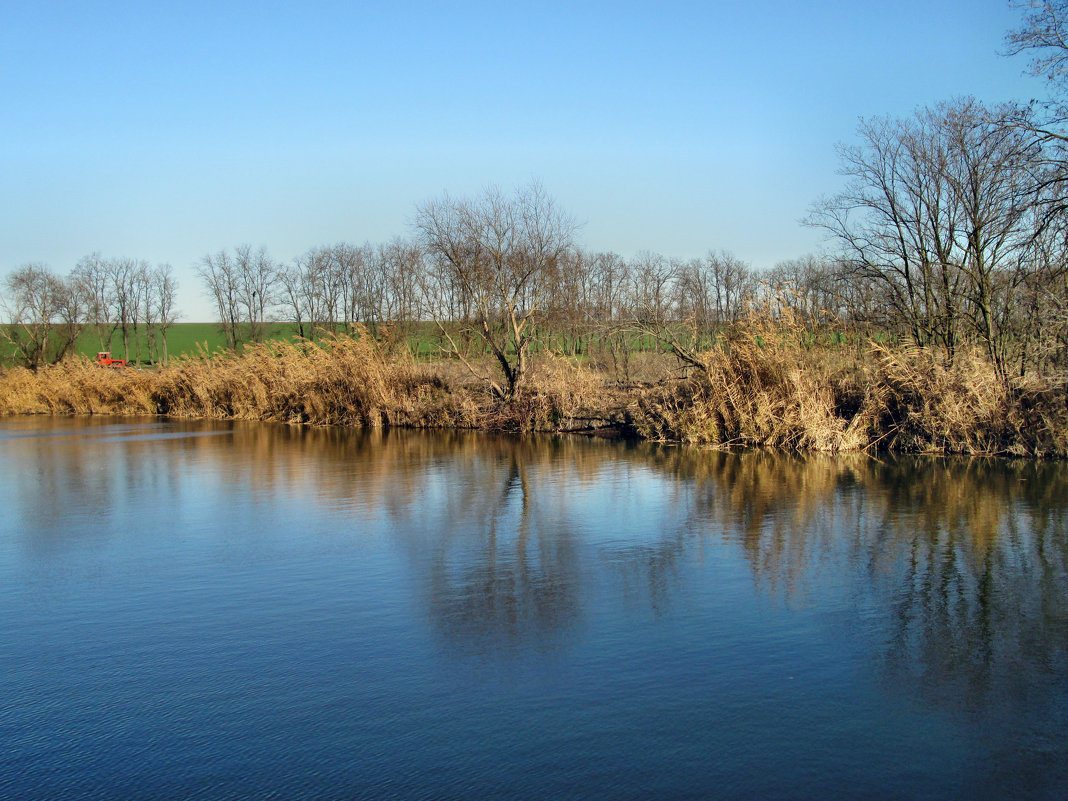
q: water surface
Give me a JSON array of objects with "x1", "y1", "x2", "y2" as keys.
[{"x1": 1, "y1": 417, "x2": 1066, "y2": 799}]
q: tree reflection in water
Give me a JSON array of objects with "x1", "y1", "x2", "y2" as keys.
[
  {"x1": 654, "y1": 449, "x2": 1068, "y2": 713},
  {"x1": 267, "y1": 427, "x2": 1064, "y2": 721},
  {"x1": 421, "y1": 441, "x2": 583, "y2": 651},
  {"x1": 6, "y1": 418, "x2": 1067, "y2": 720}
]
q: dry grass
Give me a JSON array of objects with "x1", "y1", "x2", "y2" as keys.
[
  {"x1": 625, "y1": 308, "x2": 1068, "y2": 456},
  {"x1": 0, "y1": 332, "x2": 610, "y2": 435},
  {"x1": 483, "y1": 352, "x2": 618, "y2": 432},
  {"x1": 0, "y1": 358, "x2": 158, "y2": 416},
  {"x1": 0, "y1": 333, "x2": 469, "y2": 428},
  {"x1": 152, "y1": 333, "x2": 477, "y2": 428},
  {"x1": 627, "y1": 308, "x2": 871, "y2": 451},
  {"x1": 868, "y1": 343, "x2": 1068, "y2": 455},
  {"x1": 2, "y1": 320, "x2": 1066, "y2": 456}
]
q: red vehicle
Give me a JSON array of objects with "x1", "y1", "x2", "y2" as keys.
[{"x1": 95, "y1": 351, "x2": 127, "y2": 367}]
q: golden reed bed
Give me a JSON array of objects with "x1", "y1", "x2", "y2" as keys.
[{"x1": 2, "y1": 331, "x2": 1064, "y2": 456}]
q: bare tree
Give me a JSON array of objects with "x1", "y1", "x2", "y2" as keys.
[
  {"x1": 587, "y1": 251, "x2": 629, "y2": 322},
  {"x1": 1007, "y1": 1, "x2": 1068, "y2": 112},
  {"x1": 627, "y1": 251, "x2": 710, "y2": 369},
  {"x1": 545, "y1": 248, "x2": 601, "y2": 356},
  {"x1": 317, "y1": 245, "x2": 344, "y2": 333},
  {"x1": 809, "y1": 99, "x2": 1047, "y2": 376},
  {"x1": 280, "y1": 248, "x2": 332, "y2": 341},
  {"x1": 415, "y1": 182, "x2": 578, "y2": 399},
  {"x1": 376, "y1": 238, "x2": 424, "y2": 347},
  {"x1": 585, "y1": 252, "x2": 633, "y2": 380},
  {"x1": 197, "y1": 250, "x2": 241, "y2": 349},
  {"x1": 1004, "y1": 1, "x2": 1068, "y2": 229},
  {"x1": 332, "y1": 242, "x2": 365, "y2": 333},
  {"x1": 675, "y1": 250, "x2": 754, "y2": 341},
  {"x1": 234, "y1": 244, "x2": 276, "y2": 342},
  {"x1": 279, "y1": 257, "x2": 311, "y2": 341},
  {"x1": 129, "y1": 261, "x2": 156, "y2": 364},
  {"x1": 71, "y1": 252, "x2": 114, "y2": 351},
  {"x1": 710, "y1": 251, "x2": 756, "y2": 325},
  {"x1": 765, "y1": 254, "x2": 841, "y2": 331},
  {"x1": 153, "y1": 264, "x2": 179, "y2": 365},
  {"x1": 1, "y1": 264, "x2": 85, "y2": 369},
  {"x1": 105, "y1": 257, "x2": 139, "y2": 360}
]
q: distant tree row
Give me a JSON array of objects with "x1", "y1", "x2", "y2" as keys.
[
  {"x1": 1, "y1": 256, "x2": 178, "y2": 369},
  {"x1": 184, "y1": 166, "x2": 1068, "y2": 398},
  {"x1": 186, "y1": 182, "x2": 850, "y2": 399},
  {"x1": 182, "y1": 187, "x2": 795, "y2": 395}
]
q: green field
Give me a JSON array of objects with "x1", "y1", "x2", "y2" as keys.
[
  {"x1": 2, "y1": 323, "x2": 295, "y2": 367},
  {"x1": 3, "y1": 319, "x2": 784, "y2": 368},
  {"x1": 91, "y1": 322, "x2": 338, "y2": 362},
  {"x1": 2, "y1": 322, "x2": 463, "y2": 366}
]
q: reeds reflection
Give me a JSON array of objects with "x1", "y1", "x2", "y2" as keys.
[
  {"x1": 637, "y1": 448, "x2": 1068, "y2": 720},
  {"x1": 4, "y1": 418, "x2": 1066, "y2": 712}
]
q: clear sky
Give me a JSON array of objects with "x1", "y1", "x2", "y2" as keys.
[{"x1": 1, "y1": 0, "x2": 1047, "y2": 320}]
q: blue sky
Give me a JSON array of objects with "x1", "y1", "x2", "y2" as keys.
[{"x1": 1, "y1": 0, "x2": 1046, "y2": 319}]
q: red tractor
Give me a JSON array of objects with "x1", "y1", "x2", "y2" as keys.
[{"x1": 95, "y1": 352, "x2": 127, "y2": 368}]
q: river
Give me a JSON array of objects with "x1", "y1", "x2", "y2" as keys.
[{"x1": 1, "y1": 417, "x2": 1066, "y2": 799}]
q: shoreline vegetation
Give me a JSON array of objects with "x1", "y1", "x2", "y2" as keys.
[{"x1": 2, "y1": 313, "x2": 1066, "y2": 458}]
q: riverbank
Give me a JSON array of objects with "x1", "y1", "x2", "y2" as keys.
[{"x1": 1, "y1": 332, "x2": 1065, "y2": 456}]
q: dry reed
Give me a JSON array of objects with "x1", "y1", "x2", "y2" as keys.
[
  {"x1": 627, "y1": 308, "x2": 871, "y2": 451},
  {"x1": 2, "y1": 321, "x2": 1065, "y2": 455},
  {"x1": 624, "y1": 307, "x2": 1067, "y2": 456}
]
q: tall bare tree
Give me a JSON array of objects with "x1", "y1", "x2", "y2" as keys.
[
  {"x1": 675, "y1": 250, "x2": 755, "y2": 341},
  {"x1": 197, "y1": 250, "x2": 241, "y2": 349},
  {"x1": 71, "y1": 252, "x2": 114, "y2": 351},
  {"x1": 280, "y1": 248, "x2": 332, "y2": 341},
  {"x1": 1007, "y1": 1, "x2": 1068, "y2": 115},
  {"x1": 106, "y1": 257, "x2": 139, "y2": 360},
  {"x1": 375, "y1": 238, "x2": 424, "y2": 347},
  {"x1": 415, "y1": 182, "x2": 578, "y2": 399},
  {"x1": 1005, "y1": 1, "x2": 1068, "y2": 224},
  {"x1": 809, "y1": 98, "x2": 1047, "y2": 376},
  {"x1": 152, "y1": 263, "x2": 179, "y2": 365},
  {"x1": 234, "y1": 244, "x2": 276, "y2": 342}
]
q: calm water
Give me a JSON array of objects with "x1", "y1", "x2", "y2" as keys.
[{"x1": 1, "y1": 417, "x2": 1066, "y2": 800}]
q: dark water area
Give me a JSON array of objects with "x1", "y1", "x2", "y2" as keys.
[{"x1": 1, "y1": 417, "x2": 1066, "y2": 800}]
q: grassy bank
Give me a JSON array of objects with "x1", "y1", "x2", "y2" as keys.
[{"x1": 1, "y1": 324, "x2": 1065, "y2": 456}]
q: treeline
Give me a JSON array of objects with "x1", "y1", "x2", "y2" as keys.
[
  {"x1": 1, "y1": 256, "x2": 178, "y2": 368},
  {"x1": 196, "y1": 116, "x2": 1068, "y2": 398},
  {"x1": 6, "y1": 142, "x2": 1068, "y2": 392}
]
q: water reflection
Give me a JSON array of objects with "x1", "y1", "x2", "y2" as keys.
[
  {"x1": 3, "y1": 418, "x2": 1067, "y2": 717},
  {"x1": 652, "y1": 449, "x2": 1068, "y2": 713}
]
